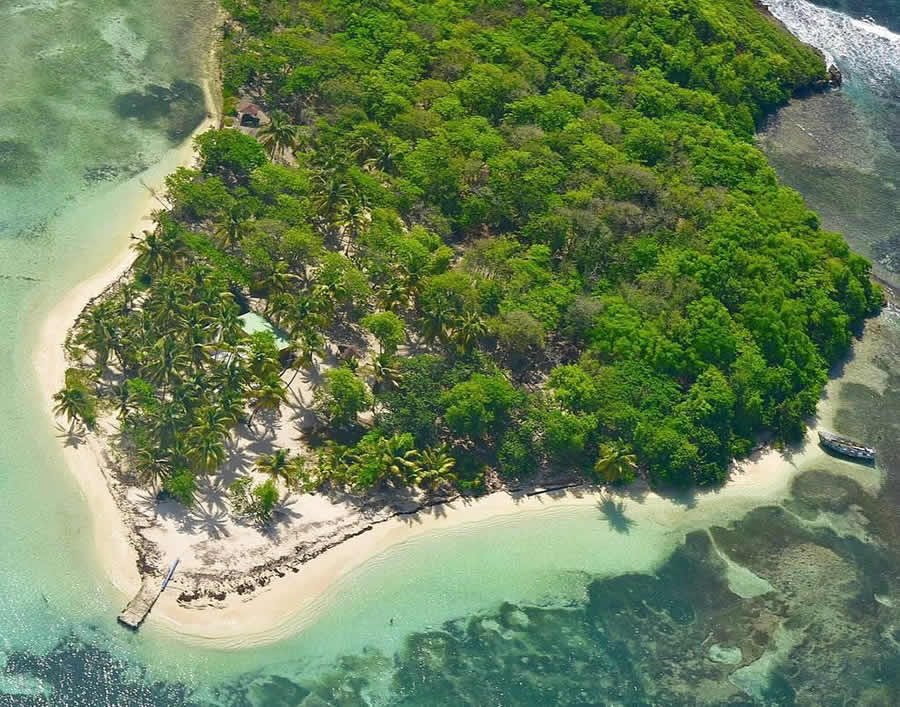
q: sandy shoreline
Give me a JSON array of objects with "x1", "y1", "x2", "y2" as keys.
[
  {"x1": 33, "y1": 79, "x2": 221, "y2": 600},
  {"x1": 149, "y1": 439, "x2": 816, "y2": 648},
  {"x1": 33, "y1": 214, "x2": 832, "y2": 646},
  {"x1": 27, "y1": 59, "x2": 875, "y2": 648},
  {"x1": 29, "y1": 137, "x2": 844, "y2": 645},
  {"x1": 31, "y1": 164, "x2": 868, "y2": 647}
]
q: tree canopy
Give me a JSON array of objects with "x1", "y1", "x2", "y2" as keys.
[{"x1": 62, "y1": 0, "x2": 881, "y2": 506}]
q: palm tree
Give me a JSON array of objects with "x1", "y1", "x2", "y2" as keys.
[
  {"x1": 113, "y1": 383, "x2": 132, "y2": 421},
  {"x1": 246, "y1": 340, "x2": 281, "y2": 383},
  {"x1": 362, "y1": 352, "x2": 402, "y2": 395},
  {"x1": 256, "y1": 448, "x2": 290, "y2": 480},
  {"x1": 182, "y1": 314, "x2": 212, "y2": 372},
  {"x1": 135, "y1": 446, "x2": 172, "y2": 490},
  {"x1": 172, "y1": 373, "x2": 207, "y2": 417},
  {"x1": 145, "y1": 336, "x2": 190, "y2": 392},
  {"x1": 132, "y1": 229, "x2": 167, "y2": 273},
  {"x1": 348, "y1": 434, "x2": 419, "y2": 487},
  {"x1": 215, "y1": 202, "x2": 253, "y2": 251},
  {"x1": 378, "y1": 435, "x2": 420, "y2": 484},
  {"x1": 118, "y1": 282, "x2": 137, "y2": 314},
  {"x1": 422, "y1": 297, "x2": 454, "y2": 346},
  {"x1": 258, "y1": 110, "x2": 301, "y2": 162},
  {"x1": 75, "y1": 304, "x2": 118, "y2": 371},
  {"x1": 313, "y1": 172, "x2": 353, "y2": 234},
  {"x1": 376, "y1": 279, "x2": 409, "y2": 313},
  {"x1": 145, "y1": 279, "x2": 184, "y2": 333},
  {"x1": 336, "y1": 197, "x2": 368, "y2": 255},
  {"x1": 154, "y1": 400, "x2": 186, "y2": 451},
  {"x1": 212, "y1": 357, "x2": 250, "y2": 398},
  {"x1": 185, "y1": 407, "x2": 228, "y2": 474},
  {"x1": 132, "y1": 218, "x2": 186, "y2": 274},
  {"x1": 214, "y1": 292, "x2": 245, "y2": 347},
  {"x1": 218, "y1": 390, "x2": 247, "y2": 429},
  {"x1": 411, "y1": 444, "x2": 457, "y2": 490},
  {"x1": 399, "y1": 257, "x2": 428, "y2": 301},
  {"x1": 247, "y1": 375, "x2": 288, "y2": 428},
  {"x1": 255, "y1": 449, "x2": 306, "y2": 490},
  {"x1": 374, "y1": 139, "x2": 398, "y2": 174},
  {"x1": 286, "y1": 328, "x2": 326, "y2": 391},
  {"x1": 351, "y1": 133, "x2": 377, "y2": 164},
  {"x1": 594, "y1": 442, "x2": 638, "y2": 483},
  {"x1": 318, "y1": 440, "x2": 353, "y2": 486},
  {"x1": 53, "y1": 384, "x2": 94, "y2": 429},
  {"x1": 278, "y1": 291, "x2": 330, "y2": 341},
  {"x1": 452, "y1": 311, "x2": 487, "y2": 353},
  {"x1": 261, "y1": 260, "x2": 301, "y2": 302},
  {"x1": 307, "y1": 285, "x2": 336, "y2": 326},
  {"x1": 311, "y1": 141, "x2": 347, "y2": 175}
]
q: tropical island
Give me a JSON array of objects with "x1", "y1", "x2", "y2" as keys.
[{"x1": 50, "y1": 0, "x2": 883, "y2": 613}]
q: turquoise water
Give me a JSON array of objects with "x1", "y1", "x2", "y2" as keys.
[
  {"x1": 1, "y1": 0, "x2": 899, "y2": 704},
  {"x1": 0, "y1": 0, "x2": 223, "y2": 698}
]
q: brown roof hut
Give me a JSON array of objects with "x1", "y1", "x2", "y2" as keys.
[{"x1": 236, "y1": 100, "x2": 264, "y2": 127}]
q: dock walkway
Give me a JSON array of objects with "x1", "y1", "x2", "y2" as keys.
[
  {"x1": 117, "y1": 577, "x2": 163, "y2": 629},
  {"x1": 117, "y1": 559, "x2": 179, "y2": 629}
]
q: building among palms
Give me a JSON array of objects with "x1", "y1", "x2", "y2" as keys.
[
  {"x1": 238, "y1": 312, "x2": 292, "y2": 357},
  {"x1": 236, "y1": 100, "x2": 268, "y2": 129}
]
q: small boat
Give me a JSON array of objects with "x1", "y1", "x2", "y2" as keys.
[
  {"x1": 161, "y1": 558, "x2": 180, "y2": 590},
  {"x1": 818, "y1": 430, "x2": 876, "y2": 461}
]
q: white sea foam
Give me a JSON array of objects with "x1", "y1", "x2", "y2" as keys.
[{"x1": 764, "y1": 0, "x2": 900, "y2": 92}]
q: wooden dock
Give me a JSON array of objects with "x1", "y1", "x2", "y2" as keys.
[
  {"x1": 117, "y1": 577, "x2": 163, "y2": 629},
  {"x1": 118, "y1": 559, "x2": 179, "y2": 629}
]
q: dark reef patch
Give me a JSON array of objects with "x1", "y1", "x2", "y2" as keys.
[
  {"x1": 114, "y1": 80, "x2": 205, "y2": 142},
  {"x1": 83, "y1": 157, "x2": 149, "y2": 186},
  {"x1": 0, "y1": 635, "x2": 196, "y2": 707},
  {"x1": 0, "y1": 139, "x2": 41, "y2": 183},
  {"x1": 6, "y1": 468, "x2": 899, "y2": 706},
  {"x1": 787, "y1": 469, "x2": 859, "y2": 515}
]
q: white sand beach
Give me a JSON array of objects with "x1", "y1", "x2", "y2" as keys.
[
  {"x1": 33, "y1": 78, "x2": 221, "y2": 599},
  {"x1": 148, "y1": 440, "x2": 811, "y2": 647},
  {"x1": 33, "y1": 164, "x2": 850, "y2": 643},
  {"x1": 29, "y1": 69, "x2": 883, "y2": 649},
  {"x1": 36, "y1": 210, "x2": 882, "y2": 647}
]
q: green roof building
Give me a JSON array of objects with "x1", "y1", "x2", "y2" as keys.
[{"x1": 238, "y1": 312, "x2": 292, "y2": 352}]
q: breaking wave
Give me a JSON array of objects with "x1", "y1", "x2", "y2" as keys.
[{"x1": 764, "y1": 0, "x2": 900, "y2": 94}]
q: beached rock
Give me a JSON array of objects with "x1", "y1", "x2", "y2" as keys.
[{"x1": 828, "y1": 63, "x2": 843, "y2": 87}]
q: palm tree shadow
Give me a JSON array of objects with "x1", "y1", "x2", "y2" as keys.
[
  {"x1": 250, "y1": 408, "x2": 280, "y2": 441},
  {"x1": 597, "y1": 496, "x2": 635, "y2": 534},
  {"x1": 220, "y1": 435, "x2": 252, "y2": 482},
  {"x1": 263, "y1": 497, "x2": 304, "y2": 540},
  {"x1": 194, "y1": 474, "x2": 230, "y2": 515},
  {"x1": 288, "y1": 381, "x2": 306, "y2": 406},
  {"x1": 187, "y1": 502, "x2": 230, "y2": 539},
  {"x1": 291, "y1": 405, "x2": 321, "y2": 435},
  {"x1": 134, "y1": 488, "x2": 161, "y2": 518},
  {"x1": 299, "y1": 362, "x2": 326, "y2": 390},
  {"x1": 155, "y1": 495, "x2": 196, "y2": 532},
  {"x1": 55, "y1": 422, "x2": 87, "y2": 449}
]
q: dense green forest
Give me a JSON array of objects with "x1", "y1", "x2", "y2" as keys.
[{"x1": 58, "y1": 0, "x2": 882, "y2": 514}]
